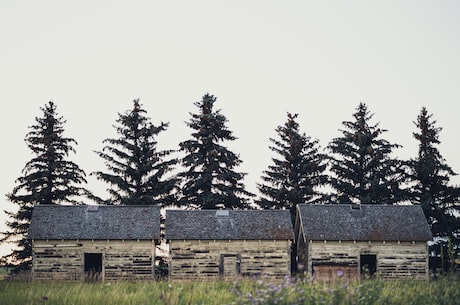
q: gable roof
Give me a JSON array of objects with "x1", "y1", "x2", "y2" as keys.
[
  {"x1": 297, "y1": 204, "x2": 432, "y2": 242},
  {"x1": 165, "y1": 209, "x2": 294, "y2": 240},
  {"x1": 28, "y1": 205, "x2": 161, "y2": 240}
]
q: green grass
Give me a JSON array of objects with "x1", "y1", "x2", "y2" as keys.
[
  {"x1": 0, "y1": 281, "x2": 235, "y2": 305},
  {"x1": 0, "y1": 277, "x2": 458, "y2": 305}
]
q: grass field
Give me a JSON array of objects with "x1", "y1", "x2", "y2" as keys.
[{"x1": 0, "y1": 276, "x2": 459, "y2": 305}]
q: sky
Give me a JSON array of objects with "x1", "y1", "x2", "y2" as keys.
[{"x1": 1, "y1": 1, "x2": 460, "y2": 257}]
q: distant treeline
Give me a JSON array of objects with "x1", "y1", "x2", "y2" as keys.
[{"x1": 1, "y1": 94, "x2": 459, "y2": 274}]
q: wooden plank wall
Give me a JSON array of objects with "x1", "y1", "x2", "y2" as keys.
[
  {"x1": 301, "y1": 240, "x2": 428, "y2": 281},
  {"x1": 296, "y1": 233, "x2": 308, "y2": 272},
  {"x1": 32, "y1": 240, "x2": 155, "y2": 281},
  {"x1": 169, "y1": 240, "x2": 291, "y2": 280}
]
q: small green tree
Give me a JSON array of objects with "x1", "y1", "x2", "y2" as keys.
[
  {"x1": 409, "y1": 107, "x2": 460, "y2": 271},
  {"x1": 327, "y1": 103, "x2": 407, "y2": 204},
  {"x1": 178, "y1": 94, "x2": 253, "y2": 209},
  {"x1": 93, "y1": 99, "x2": 178, "y2": 206},
  {"x1": 1, "y1": 101, "x2": 88, "y2": 272},
  {"x1": 257, "y1": 113, "x2": 328, "y2": 223}
]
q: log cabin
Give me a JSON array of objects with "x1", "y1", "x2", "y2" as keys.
[
  {"x1": 28, "y1": 205, "x2": 160, "y2": 281},
  {"x1": 165, "y1": 209, "x2": 294, "y2": 280},
  {"x1": 295, "y1": 204, "x2": 433, "y2": 282}
]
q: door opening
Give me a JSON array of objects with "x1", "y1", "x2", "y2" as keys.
[
  {"x1": 84, "y1": 253, "x2": 102, "y2": 281},
  {"x1": 219, "y1": 254, "x2": 241, "y2": 276},
  {"x1": 360, "y1": 254, "x2": 377, "y2": 277}
]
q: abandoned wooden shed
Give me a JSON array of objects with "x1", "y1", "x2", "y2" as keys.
[
  {"x1": 28, "y1": 205, "x2": 160, "y2": 281},
  {"x1": 166, "y1": 209, "x2": 294, "y2": 280},
  {"x1": 295, "y1": 204, "x2": 432, "y2": 281}
]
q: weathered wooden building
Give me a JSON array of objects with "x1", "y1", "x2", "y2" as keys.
[
  {"x1": 166, "y1": 210, "x2": 294, "y2": 280},
  {"x1": 295, "y1": 204, "x2": 432, "y2": 281},
  {"x1": 28, "y1": 205, "x2": 160, "y2": 281}
]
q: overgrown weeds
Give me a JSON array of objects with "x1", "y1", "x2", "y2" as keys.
[
  {"x1": 0, "y1": 276, "x2": 458, "y2": 305},
  {"x1": 228, "y1": 275, "x2": 460, "y2": 305}
]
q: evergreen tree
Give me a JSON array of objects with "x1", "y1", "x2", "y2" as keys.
[
  {"x1": 1, "y1": 101, "x2": 88, "y2": 272},
  {"x1": 327, "y1": 103, "x2": 407, "y2": 204},
  {"x1": 178, "y1": 94, "x2": 253, "y2": 209},
  {"x1": 257, "y1": 113, "x2": 328, "y2": 223},
  {"x1": 93, "y1": 99, "x2": 177, "y2": 206},
  {"x1": 409, "y1": 107, "x2": 460, "y2": 271}
]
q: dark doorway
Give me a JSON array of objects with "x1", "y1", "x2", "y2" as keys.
[
  {"x1": 84, "y1": 253, "x2": 102, "y2": 281},
  {"x1": 219, "y1": 254, "x2": 241, "y2": 276},
  {"x1": 360, "y1": 254, "x2": 377, "y2": 276}
]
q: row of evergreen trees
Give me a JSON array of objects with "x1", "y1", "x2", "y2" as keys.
[{"x1": 2, "y1": 94, "x2": 459, "y2": 272}]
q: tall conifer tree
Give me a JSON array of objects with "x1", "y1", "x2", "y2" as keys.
[
  {"x1": 409, "y1": 107, "x2": 460, "y2": 270},
  {"x1": 327, "y1": 103, "x2": 407, "y2": 204},
  {"x1": 257, "y1": 113, "x2": 328, "y2": 223},
  {"x1": 93, "y1": 99, "x2": 177, "y2": 206},
  {"x1": 1, "y1": 101, "x2": 88, "y2": 271},
  {"x1": 178, "y1": 94, "x2": 253, "y2": 209}
]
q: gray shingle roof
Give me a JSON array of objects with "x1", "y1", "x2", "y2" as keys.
[
  {"x1": 165, "y1": 209, "x2": 294, "y2": 240},
  {"x1": 297, "y1": 204, "x2": 432, "y2": 242},
  {"x1": 28, "y1": 205, "x2": 160, "y2": 240}
]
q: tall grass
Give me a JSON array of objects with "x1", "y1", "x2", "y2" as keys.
[
  {"x1": 0, "y1": 281, "x2": 235, "y2": 305},
  {"x1": 229, "y1": 276, "x2": 460, "y2": 305},
  {"x1": 0, "y1": 277, "x2": 458, "y2": 305}
]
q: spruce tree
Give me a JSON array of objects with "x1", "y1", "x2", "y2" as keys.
[
  {"x1": 257, "y1": 113, "x2": 328, "y2": 223},
  {"x1": 93, "y1": 99, "x2": 177, "y2": 206},
  {"x1": 327, "y1": 103, "x2": 407, "y2": 204},
  {"x1": 178, "y1": 93, "x2": 253, "y2": 209},
  {"x1": 409, "y1": 107, "x2": 460, "y2": 271},
  {"x1": 1, "y1": 101, "x2": 88, "y2": 272}
]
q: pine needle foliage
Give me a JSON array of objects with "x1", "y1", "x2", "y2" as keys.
[
  {"x1": 178, "y1": 94, "x2": 253, "y2": 209},
  {"x1": 1, "y1": 101, "x2": 88, "y2": 272},
  {"x1": 408, "y1": 107, "x2": 460, "y2": 270},
  {"x1": 327, "y1": 103, "x2": 407, "y2": 204},
  {"x1": 257, "y1": 113, "x2": 328, "y2": 222},
  {"x1": 93, "y1": 99, "x2": 178, "y2": 206}
]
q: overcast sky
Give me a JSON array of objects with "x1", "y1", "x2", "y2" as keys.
[{"x1": 1, "y1": 1, "x2": 460, "y2": 257}]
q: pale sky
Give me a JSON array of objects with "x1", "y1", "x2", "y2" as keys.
[{"x1": 1, "y1": 1, "x2": 460, "y2": 257}]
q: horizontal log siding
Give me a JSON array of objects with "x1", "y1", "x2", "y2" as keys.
[
  {"x1": 32, "y1": 240, "x2": 155, "y2": 281},
  {"x1": 169, "y1": 240, "x2": 291, "y2": 280},
  {"x1": 305, "y1": 241, "x2": 428, "y2": 280}
]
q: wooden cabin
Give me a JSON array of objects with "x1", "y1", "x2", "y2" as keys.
[
  {"x1": 295, "y1": 204, "x2": 432, "y2": 281},
  {"x1": 28, "y1": 205, "x2": 160, "y2": 281},
  {"x1": 166, "y1": 209, "x2": 294, "y2": 280}
]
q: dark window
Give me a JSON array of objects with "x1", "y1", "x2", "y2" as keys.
[
  {"x1": 360, "y1": 254, "x2": 377, "y2": 276},
  {"x1": 84, "y1": 253, "x2": 102, "y2": 281}
]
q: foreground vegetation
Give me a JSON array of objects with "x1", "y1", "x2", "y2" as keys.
[{"x1": 0, "y1": 276, "x2": 459, "y2": 305}]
